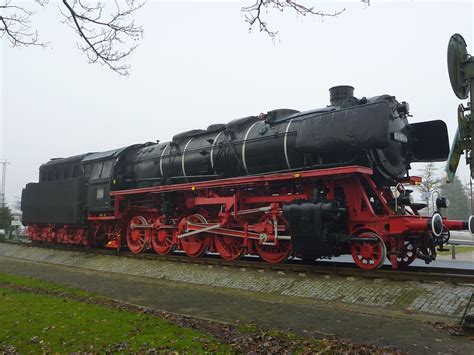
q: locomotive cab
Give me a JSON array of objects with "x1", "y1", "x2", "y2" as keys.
[{"x1": 82, "y1": 145, "x2": 142, "y2": 212}]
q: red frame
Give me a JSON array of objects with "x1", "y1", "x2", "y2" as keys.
[{"x1": 27, "y1": 165, "x2": 470, "y2": 269}]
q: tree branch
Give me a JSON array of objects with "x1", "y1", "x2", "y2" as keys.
[
  {"x1": 0, "y1": 0, "x2": 47, "y2": 47},
  {"x1": 60, "y1": 0, "x2": 144, "y2": 76},
  {"x1": 3, "y1": 1, "x2": 347, "y2": 75},
  {"x1": 242, "y1": 0, "x2": 346, "y2": 38}
]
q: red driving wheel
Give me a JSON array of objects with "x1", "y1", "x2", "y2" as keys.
[
  {"x1": 351, "y1": 232, "x2": 386, "y2": 270},
  {"x1": 180, "y1": 214, "x2": 210, "y2": 258},
  {"x1": 152, "y1": 228, "x2": 176, "y2": 255},
  {"x1": 215, "y1": 235, "x2": 244, "y2": 261},
  {"x1": 126, "y1": 216, "x2": 151, "y2": 254},
  {"x1": 254, "y1": 214, "x2": 291, "y2": 264}
]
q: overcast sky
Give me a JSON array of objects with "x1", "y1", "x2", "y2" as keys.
[{"x1": 1, "y1": 0, "x2": 473, "y2": 208}]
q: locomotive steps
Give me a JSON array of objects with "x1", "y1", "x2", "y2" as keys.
[{"x1": 1, "y1": 241, "x2": 473, "y2": 325}]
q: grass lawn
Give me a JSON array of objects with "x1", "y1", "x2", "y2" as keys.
[
  {"x1": 0, "y1": 272, "x2": 401, "y2": 353},
  {"x1": 0, "y1": 274, "x2": 228, "y2": 353}
]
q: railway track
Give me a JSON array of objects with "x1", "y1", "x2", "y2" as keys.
[{"x1": 2, "y1": 239, "x2": 473, "y2": 284}]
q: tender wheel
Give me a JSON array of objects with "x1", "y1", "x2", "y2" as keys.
[
  {"x1": 180, "y1": 214, "x2": 210, "y2": 258},
  {"x1": 351, "y1": 232, "x2": 386, "y2": 270},
  {"x1": 57, "y1": 228, "x2": 67, "y2": 243},
  {"x1": 126, "y1": 216, "x2": 151, "y2": 254},
  {"x1": 215, "y1": 235, "x2": 244, "y2": 261},
  {"x1": 254, "y1": 215, "x2": 291, "y2": 264},
  {"x1": 27, "y1": 226, "x2": 40, "y2": 241},
  {"x1": 392, "y1": 239, "x2": 416, "y2": 268},
  {"x1": 152, "y1": 229, "x2": 176, "y2": 255}
]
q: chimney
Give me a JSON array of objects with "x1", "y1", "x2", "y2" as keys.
[{"x1": 329, "y1": 85, "x2": 355, "y2": 107}]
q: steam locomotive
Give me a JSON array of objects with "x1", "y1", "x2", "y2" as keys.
[{"x1": 21, "y1": 85, "x2": 473, "y2": 269}]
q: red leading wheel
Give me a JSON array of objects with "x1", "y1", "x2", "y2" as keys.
[
  {"x1": 215, "y1": 235, "x2": 244, "y2": 261},
  {"x1": 126, "y1": 216, "x2": 151, "y2": 254},
  {"x1": 152, "y1": 228, "x2": 176, "y2": 255},
  {"x1": 351, "y1": 232, "x2": 387, "y2": 270},
  {"x1": 180, "y1": 214, "x2": 210, "y2": 258},
  {"x1": 254, "y1": 215, "x2": 291, "y2": 264}
]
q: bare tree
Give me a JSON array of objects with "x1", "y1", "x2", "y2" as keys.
[
  {"x1": 1, "y1": 0, "x2": 143, "y2": 75},
  {"x1": 415, "y1": 162, "x2": 443, "y2": 215},
  {"x1": 0, "y1": 0, "x2": 47, "y2": 46},
  {"x1": 59, "y1": 0, "x2": 144, "y2": 75},
  {"x1": 2, "y1": 1, "x2": 351, "y2": 75},
  {"x1": 242, "y1": 0, "x2": 346, "y2": 38}
]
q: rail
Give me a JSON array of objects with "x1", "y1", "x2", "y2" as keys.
[{"x1": 1, "y1": 240, "x2": 473, "y2": 284}]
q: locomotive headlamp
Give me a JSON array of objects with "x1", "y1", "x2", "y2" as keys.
[
  {"x1": 430, "y1": 212, "x2": 444, "y2": 237},
  {"x1": 436, "y1": 197, "x2": 450, "y2": 209}
]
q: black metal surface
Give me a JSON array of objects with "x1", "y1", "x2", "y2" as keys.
[
  {"x1": 82, "y1": 146, "x2": 134, "y2": 163},
  {"x1": 295, "y1": 102, "x2": 390, "y2": 152},
  {"x1": 30, "y1": 87, "x2": 449, "y2": 194},
  {"x1": 39, "y1": 154, "x2": 90, "y2": 182},
  {"x1": 329, "y1": 85, "x2": 355, "y2": 106},
  {"x1": 282, "y1": 200, "x2": 347, "y2": 260},
  {"x1": 410, "y1": 120, "x2": 450, "y2": 162},
  {"x1": 21, "y1": 178, "x2": 84, "y2": 225},
  {"x1": 125, "y1": 90, "x2": 428, "y2": 187}
]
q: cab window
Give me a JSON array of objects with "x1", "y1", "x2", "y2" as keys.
[
  {"x1": 91, "y1": 162, "x2": 103, "y2": 180},
  {"x1": 101, "y1": 160, "x2": 114, "y2": 179},
  {"x1": 84, "y1": 164, "x2": 93, "y2": 178}
]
